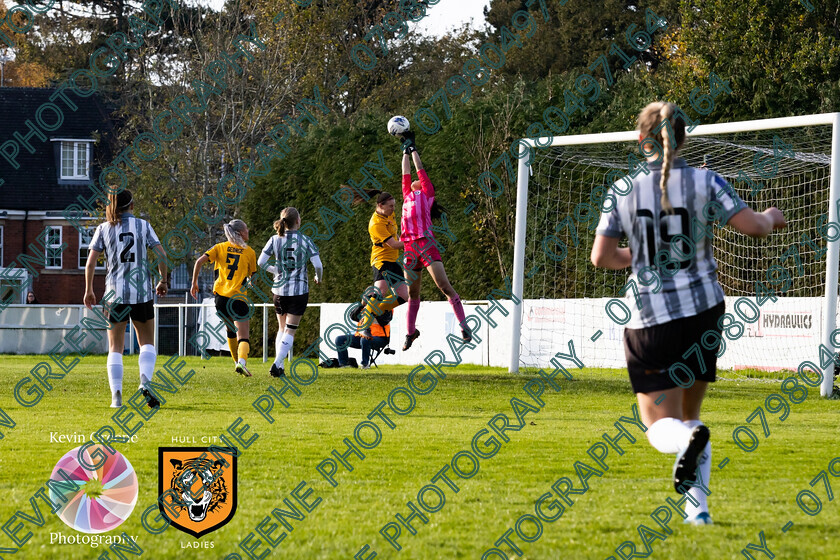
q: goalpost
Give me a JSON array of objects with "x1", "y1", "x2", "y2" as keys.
[{"x1": 509, "y1": 113, "x2": 840, "y2": 397}]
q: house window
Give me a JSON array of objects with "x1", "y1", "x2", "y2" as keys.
[
  {"x1": 60, "y1": 142, "x2": 90, "y2": 179},
  {"x1": 45, "y1": 226, "x2": 62, "y2": 269},
  {"x1": 79, "y1": 227, "x2": 104, "y2": 269}
]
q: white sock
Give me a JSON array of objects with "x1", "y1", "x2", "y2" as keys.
[
  {"x1": 275, "y1": 332, "x2": 295, "y2": 365},
  {"x1": 684, "y1": 419, "x2": 711, "y2": 516},
  {"x1": 107, "y1": 352, "x2": 123, "y2": 395},
  {"x1": 646, "y1": 417, "x2": 693, "y2": 454},
  {"x1": 238, "y1": 358, "x2": 247, "y2": 366},
  {"x1": 138, "y1": 344, "x2": 156, "y2": 386},
  {"x1": 274, "y1": 331, "x2": 283, "y2": 366}
]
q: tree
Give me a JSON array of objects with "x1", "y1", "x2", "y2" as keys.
[
  {"x1": 665, "y1": 0, "x2": 840, "y2": 121},
  {"x1": 0, "y1": 3, "x2": 54, "y2": 87},
  {"x1": 484, "y1": 0, "x2": 680, "y2": 81}
]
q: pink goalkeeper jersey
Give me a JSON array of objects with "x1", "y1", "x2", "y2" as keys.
[{"x1": 401, "y1": 169, "x2": 435, "y2": 242}]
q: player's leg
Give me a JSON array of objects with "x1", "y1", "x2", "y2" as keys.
[
  {"x1": 231, "y1": 297, "x2": 253, "y2": 377},
  {"x1": 131, "y1": 302, "x2": 161, "y2": 407},
  {"x1": 106, "y1": 313, "x2": 128, "y2": 408},
  {"x1": 425, "y1": 260, "x2": 470, "y2": 343},
  {"x1": 627, "y1": 323, "x2": 709, "y2": 495},
  {"x1": 359, "y1": 263, "x2": 409, "y2": 324},
  {"x1": 277, "y1": 312, "x2": 303, "y2": 360},
  {"x1": 678, "y1": 301, "x2": 723, "y2": 523},
  {"x1": 215, "y1": 295, "x2": 239, "y2": 368},
  {"x1": 682, "y1": 381, "x2": 712, "y2": 524},
  {"x1": 403, "y1": 272, "x2": 422, "y2": 350},
  {"x1": 270, "y1": 310, "x2": 287, "y2": 377},
  {"x1": 274, "y1": 293, "x2": 308, "y2": 374},
  {"x1": 400, "y1": 241, "x2": 423, "y2": 350},
  {"x1": 371, "y1": 261, "x2": 410, "y2": 313}
]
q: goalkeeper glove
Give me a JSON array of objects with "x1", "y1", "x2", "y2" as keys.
[{"x1": 398, "y1": 131, "x2": 416, "y2": 154}]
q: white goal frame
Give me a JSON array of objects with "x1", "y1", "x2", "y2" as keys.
[{"x1": 510, "y1": 113, "x2": 840, "y2": 397}]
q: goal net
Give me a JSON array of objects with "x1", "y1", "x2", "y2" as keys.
[{"x1": 510, "y1": 114, "x2": 840, "y2": 396}]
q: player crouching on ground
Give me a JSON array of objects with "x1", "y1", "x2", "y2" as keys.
[{"x1": 590, "y1": 101, "x2": 785, "y2": 525}]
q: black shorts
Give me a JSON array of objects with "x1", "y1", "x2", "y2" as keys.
[
  {"x1": 273, "y1": 293, "x2": 309, "y2": 316},
  {"x1": 215, "y1": 294, "x2": 252, "y2": 325},
  {"x1": 107, "y1": 300, "x2": 155, "y2": 324},
  {"x1": 625, "y1": 301, "x2": 725, "y2": 394},
  {"x1": 372, "y1": 261, "x2": 404, "y2": 283}
]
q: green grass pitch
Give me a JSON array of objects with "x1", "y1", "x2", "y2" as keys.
[{"x1": 0, "y1": 354, "x2": 837, "y2": 559}]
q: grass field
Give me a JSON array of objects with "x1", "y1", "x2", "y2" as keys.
[{"x1": 0, "y1": 354, "x2": 837, "y2": 559}]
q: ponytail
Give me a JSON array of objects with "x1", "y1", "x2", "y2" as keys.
[
  {"x1": 637, "y1": 101, "x2": 687, "y2": 215},
  {"x1": 430, "y1": 201, "x2": 446, "y2": 221},
  {"x1": 349, "y1": 186, "x2": 381, "y2": 206},
  {"x1": 274, "y1": 207, "x2": 300, "y2": 237},
  {"x1": 106, "y1": 190, "x2": 133, "y2": 225},
  {"x1": 223, "y1": 219, "x2": 248, "y2": 248}
]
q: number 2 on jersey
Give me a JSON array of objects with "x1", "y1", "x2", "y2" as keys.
[{"x1": 119, "y1": 232, "x2": 135, "y2": 263}]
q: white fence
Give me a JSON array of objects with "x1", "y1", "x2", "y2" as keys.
[
  {"x1": 0, "y1": 298, "x2": 831, "y2": 372},
  {"x1": 0, "y1": 301, "x2": 500, "y2": 366},
  {"x1": 0, "y1": 302, "x2": 298, "y2": 360}
]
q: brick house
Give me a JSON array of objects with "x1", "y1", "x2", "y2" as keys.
[{"x1": 0, "y1": 87, "x2": 116, "y2": 305}]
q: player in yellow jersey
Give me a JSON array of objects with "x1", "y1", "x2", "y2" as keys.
[
  {"x1": 190, "y1": 219, "x2": 257, "y2": 376},
  {"x1": 354, "y1": 192, "x2": 409, "y2": 328}
]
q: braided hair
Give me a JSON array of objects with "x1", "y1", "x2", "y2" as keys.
[{"x1": 637, "y1": 102, "x2": 687, "y2": 214}]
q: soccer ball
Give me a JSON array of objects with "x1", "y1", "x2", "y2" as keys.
[{"x1": 387, "y1": 115, "x2": 410, "y2": 136}]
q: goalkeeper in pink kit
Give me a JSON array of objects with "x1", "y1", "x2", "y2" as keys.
[{"x1": 397, "y1": 130, "x2": 471, "y2": 351}]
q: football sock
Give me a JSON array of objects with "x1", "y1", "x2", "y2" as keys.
[
  {"x1": 684, "y1": 420, "x2": 711, "y2": 516},
  {"x1": 276, "y1": 332, "x2": 295, "y2": 364},
  {"x1": 138, "y1": 344, "x2": 156, "y2": 385},
  {"x1": 274, "y1": 331, "x2": 283, "y2": 367},
  {"x1": 227, "y1": 337, "x2": 239, "y2": 363},
  {"x1": 646, "y1": 417, "x2": 693, "y2": 454},
  {"x1": 365, "y1": 293, "x2": 404, "y2": 315},
  {"x1": 406, "y1": 299, "x2": 420, "y2": 334},
  {"x1": 107, "y1": 352, "x2": 124, "y2": 395},
  {"x1": 237, "y1": 339, "x2": 250, "y2": 366},
  {"x1": 448, "y1": 294, "x2": 467, "y2": 325}
]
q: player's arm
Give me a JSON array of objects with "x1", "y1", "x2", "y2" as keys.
[
  {"x1": 407, "y1": 140, "x2": 436, "y2": 197},
  {"x1": 590, "y1": 235, "x2": 631, "y2": 270},
  {"x1": 310, "y1": 254, "x2": 323, "y2": 284},
  {"x1": 257, "y1": 250, "x2": 277, "y2": 276},
  {"x1": 402, "y1": 154, "x2": 412, "y2": 197},
  {"x1": 727, "y1": 207, "x2": 786, "y2": 238},
  {"x1": 372, "y1": 221, "x2": 404, "y2": 250},
  {"x1": 384, "y1": 237, "x2": 404, "y2": 249},
  {"x1": 83, "y1": 248, "x2": 101, "y2": 310},
  {"x1": 190, "y1": 253, "x2": 210, "y2": 299},
  {"x1": 151, "y1": 244, "x2": 168, "y2": 297}
]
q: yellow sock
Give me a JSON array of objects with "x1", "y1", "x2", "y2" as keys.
[
  {"x1": 238, "y1": 340, "x2": 250, "y2": 363},
  {"x1": 364, "y1": 294, "x2": 400, "y2": 316},
  {"x1": 227, "y1": 338, "x2": 239, "y2": 362},
  {"x1": 379, "y1": 294, "x2": 401, "y2": 312}
]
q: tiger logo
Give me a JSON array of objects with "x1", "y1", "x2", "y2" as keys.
[
  {"x1": 158, "y1": 447, "x2": 237, "y2": 538},
  {"x1": 169, "y1": 458, "x2": 227, "y2": 522}
]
